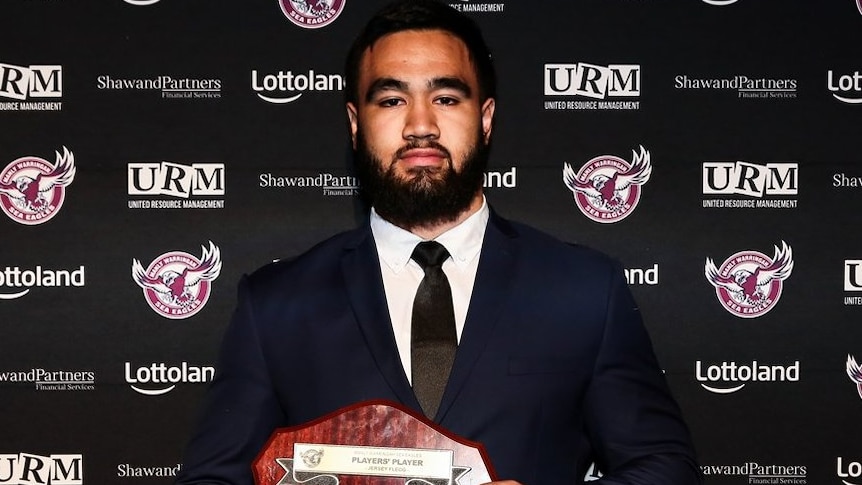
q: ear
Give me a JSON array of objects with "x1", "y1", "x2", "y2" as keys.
[
  {"x1": 481, "y1": 97, "x2": 496, "y2": 145},
  {"x1": 346, "y1": 102, "x2": 358, "y2": 149}
]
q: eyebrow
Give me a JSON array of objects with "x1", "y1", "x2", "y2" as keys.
[{"x1": 363, "y1": 76, "x2": 473, "y2": 103}]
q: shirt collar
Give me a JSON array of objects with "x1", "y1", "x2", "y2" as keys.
[{"x1": 370, "y1": 197, "x2": 490, "y2": 274}]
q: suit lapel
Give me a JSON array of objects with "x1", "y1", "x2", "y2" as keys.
[
  {"x1": 437, "y1": 212, "x2": 519, "y2": 421},
  {"x1": 340, "y1": 226, "x2": 421, "y2": 409}
]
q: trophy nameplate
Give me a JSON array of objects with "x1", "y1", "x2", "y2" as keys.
[{"x1": 253, "y1": 400, "x2": 496, "y2": 485}]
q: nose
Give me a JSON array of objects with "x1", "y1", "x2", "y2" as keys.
[{"x1": 402, "y1": 101, "x2": 440, "y2": 140}]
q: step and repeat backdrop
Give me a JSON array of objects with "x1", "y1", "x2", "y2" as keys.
[{"x1": 1, "y1": 0, "x2": 861, "y2": 483}]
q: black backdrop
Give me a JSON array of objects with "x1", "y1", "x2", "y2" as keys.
[{"x1": 2, "y1": 1, "x2": 862, "y2": 484}]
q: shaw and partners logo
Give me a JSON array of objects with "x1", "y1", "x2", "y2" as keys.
[
  {"x1": 131, "y1": 241, "x2": 222, "y2": 319},
  {"x1": 562, "y1": 146, "x2": 651, "y2": 223},
  {"x1": 0, "y1": 266, "x2": 85, "y2": 300},
  {"x1": 705, "y1": 241, "x2": 794, "y2": 318},
  {"x1": 0, "y1": 368, "x2": 95, "y2": 391},
  {"x1": 0, "y1": 147, "x2": 76, "y2": 225},
  {"x1": 124, "y1": 362, "x2": 214, "y2": 395},
  {"x1": 701, "y1": 462, "x2": 807, "y2": 484},
  {"x1": 260, "y1": 171, "x2": 360, "y2": 196},
  {"x1": 544, "y1": 63, "x2": 640, "y2": 110},
  {"x1": 844, "y1": 261, "x2": 862, "y2": 305},
  {"x1": 279, "y1": 0, "x2": 345, "y2": 29},
  {"x1": 674, "y1": 74, "x2": 797, "y2": 99},
  {"x1": 828, "y1": 70, "x2": 862, "y2": 104},
  {"x1": 251, "y1": 69, "x2": 344, "y2": 103},
  {"x1": 96, "y1": 75, "x2": 221, "y2": 99},
  {"x1": 0, "y1": 63, "x2": 62, "y2": 111},
  {"x1": 0, "y1": 453, "x2": 82, "y2": 485},
  {"x1": 696, "y1": 360, "x2": 800, "y2": 394},
  {"x1": 128, "y1": 162, "x2": 225, "y2": 209},
  {"x1": 702, "y1": 161, "x2": 798, "y2": 209}
]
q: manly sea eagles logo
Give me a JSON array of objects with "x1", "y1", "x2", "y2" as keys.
[
  {"x1": 563, "y1": 146, "x2": 652, "y2": 224},
  {"x1": 279, "y1": 0, "x2": 345, "y2": 29},
  {"x1": 857, "y1": 0, "x2": 862, "y2": 15},
  {"x1": 132, "y1": 241, "x2": 222, "y2": 319},
  {"x1": 0, "y1": 147, "x2": 76, "y2": 225},
  {"x1": 705, "y1": 241, "x2": 794, "y2": 318},
  {"x1": 848, "y1": 355, "x2": 862, "y2": 399}
]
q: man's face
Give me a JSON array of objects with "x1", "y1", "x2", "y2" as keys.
[{"x1": 347, "y1": 29, "x2": 496, "y2": 230}]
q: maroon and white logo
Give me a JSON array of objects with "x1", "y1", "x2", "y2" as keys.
[
  {"x1": 848, "y1": 355, "x2": 862, "y2": 399},
  {"x1": 131, "y1": 241, "x2": 222, "y2": 319},
  {"x1": 278, "y1": 0, "x2": 345, "y2": 29},
  {"x1": 857, "y1": 0, "x2": 862, "y2": 15},
  {"x1": 0, "y1": 147, "x2": 76, "y2": 225},
  {"x1": 562, "y1": 146, "x2": 652, "y2": 223},
  {"x1": 705, "y1": 241, "x2": 794, "y2": 318}
]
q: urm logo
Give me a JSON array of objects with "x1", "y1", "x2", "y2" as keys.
[
  {"x1": 0, "y1": 453, "x2": 83, "y2": 485},
  {"x1": 702, "y1": 162, "x2": 798, "y2": 196},
  {"x1": 0, "y1": 64, "x2": 62, "y2": 100},
  {"x1": 128, "y1": 162, "x2": 224, "y2": 197},
  {"x1": 544, "y1": 63, "x2": 640, "y2": 99}
]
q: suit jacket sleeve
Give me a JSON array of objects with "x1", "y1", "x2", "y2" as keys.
[
  {"x1": 583, "y1": 266, "x2": 703, "y2": 484},
  {"x1": 174, "y1": 274, "x2": 287, "y2": 485}
]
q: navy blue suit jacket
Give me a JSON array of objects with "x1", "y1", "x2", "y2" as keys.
[{"x1": 175, "y1": 212, "x2": 700, "y2": 484}]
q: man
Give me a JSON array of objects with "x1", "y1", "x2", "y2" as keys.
[{"x1": 175, "y1": 1, "x2": 701, "y2": 484}]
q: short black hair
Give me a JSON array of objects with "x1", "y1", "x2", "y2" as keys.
[{"x1": 344, "y1": 0, "x2": 496, "y2": 105}]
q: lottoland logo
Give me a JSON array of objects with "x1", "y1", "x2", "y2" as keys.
[
  {"x1": 124, "y1": 362, "x2": 214, "y2": 396},
  {"x1": 251, "y1": 69, "x2": 343, "y2": 103},
  {"x1": 702, "y1": 0, "x2": 739, "y2": 5},
  {"x1": 124, "y1": 0, "x2": 161, "y2": 4},
  {"x1": 828, "y1": 70, "x2": 862, "y2": 104},
  {"x1": 624, "y1": 264, "x2": 659, "y2": 286},
  {"x1": 0, "y1": 453, "x2": 83, "y2": 485},
  {"x1": 0, "y1": 266, "x2": 85, "y2": 300},
  {"x1": 695, "y1": 360, "x2": 800, "y2": 394},
  {"x1": 838, "y1": 457, "x2": 862, "y2": 485},
  {"x1": 0, "y1": 368, "x2": 95, "y2": 391}
]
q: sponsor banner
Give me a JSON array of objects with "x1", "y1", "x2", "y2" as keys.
[
  {"x1": 117, "y1": 463, "x2": 182, "y2": 478},
  {"x1": 0, "y1": 453, "x2": 83, "y2": 485},
  {"x1": 674, "y1": 74, "x2": 797, "y2": 99},
  {"x1": 124, "y1": 361, "x2": 214, "y2": 395},
  {"x1": 544, "y1": 63, "x2": 641, "y2": 110},
  {"x1": 0, "y1": 63, "x2": 62, "y2": 111},
  {"x1": 562, "y1": 146, "x2": 651, "y2": 223},
  {"x1": 0, "y1": 368, "x2": 95, "y2": 391},
  {"x1": 251, "y1": 69, "x2": 344, "y2": 104},
  {"x1": 704, "y1": 241, "x2": 794, "y2": 318},
  {"x1": 695, "y1": 360, "x2": 800, "y2": 394},
  {"x1": 702, "y1": 161, "x2": 798, "y2": 209},
  {"x1": 828, "y1": 70, "x2": 862, "y2": 104},
  {"x1": 848, "y1": 355, "x2": 862, "y2": 399},
  {"x1": 96, "y1": 75, "x2": 222, "y2": 99},
  {"x1": 259, "y1": 171, "x2": 360, "y2": 196},
  {"x1": 127, "y1": 162, "x2": 225, "y2": 209},
  {"x1": 279, "y1": 0, "x2": 346, "y2": 29},
  {"x1": 700, "y1": 462, "x2": 807, "y2": 484},
  {"x1": 0, "y1": 147, "x2": 76, "y2": 225},
  {"x1": 0, "y1": 265, "x2": 86, "y2": 300},
  {"x1": 448, "y1": 1, "x2": 505, "y2": 13},
  {"x1": 131, "y1": 242, "x2": 222, "y2": 319}
]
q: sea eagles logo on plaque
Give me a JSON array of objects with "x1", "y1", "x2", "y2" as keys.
[
  {"x1": 279, "y1": 0, "x2": 345, "y2": 29},
  {"x1": 705, "y1": 241, "x2": 794, "y2": 318},
  {"x1": 848, "y1": 355, "x2": 862, "y2": 399},
  {"x1": 131, "y1": 241, "x2": 222, "y2": 319},
  {"x1": 0, "y1": 147, "x2": 76, "y2": 225},
  {"x1": 563, "y1": 146, "x2": 652, "y2": 223}
]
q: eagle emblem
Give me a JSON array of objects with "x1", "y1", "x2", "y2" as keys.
[
  {"x1": 0, "y1": 147, "x2": 76, "y2": 225},
  {"x1": 705, "y1": 241, "x2": 794, "y2": 318},
  {"x1": 848, "y1": 355, "x2": 862, "y2": 399},
  {"x1": 563, "y1": 146, "x2": 651, "y2": 223}
]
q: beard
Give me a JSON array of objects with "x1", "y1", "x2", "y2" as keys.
[{"x1": 354, "y1": 129, "x2": 489, "y2": 231}]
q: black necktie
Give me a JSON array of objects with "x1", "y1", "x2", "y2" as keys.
[{"x1": 410, "y1": 240, "x2": 457, "y2": 419}]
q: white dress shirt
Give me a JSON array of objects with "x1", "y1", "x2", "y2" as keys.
[{"x1": 369, "y1": 198, "x2": 490, "y2": 384}]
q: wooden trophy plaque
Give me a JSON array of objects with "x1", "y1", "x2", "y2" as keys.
[{"x1": 253, "y1": 400, "x2": 496, "y2": 485}]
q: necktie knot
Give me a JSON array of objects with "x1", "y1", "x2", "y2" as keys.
[{"x1": 411, "y1": 241, "x2": 450, "y2": 270}]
